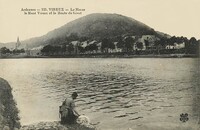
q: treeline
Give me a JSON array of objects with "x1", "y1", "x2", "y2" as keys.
[
  {"x1": 1, "y1": 33, "x2": 199, "y2": 56},
  {"x1": 40, "y1": 33, "x2": 199, "y2": 55},
  {"x1": 156, "y1": 36, "x2": 199, "y2": 54},
  {"x1": 0, "y1": 47, "x2": 25, "y2": 55}
]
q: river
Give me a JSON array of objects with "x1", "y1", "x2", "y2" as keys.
[{"x1": 0, "y1": 58, "x2": 199, "y2": 130}]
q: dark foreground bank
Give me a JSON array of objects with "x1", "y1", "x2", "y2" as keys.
[{"x1": 0, "y1": 78, "x2": 21, "y2": 129}]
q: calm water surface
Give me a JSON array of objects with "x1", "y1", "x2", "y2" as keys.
[{"x1": 0, "y1": 58, "x2": 199, "y2": 129}]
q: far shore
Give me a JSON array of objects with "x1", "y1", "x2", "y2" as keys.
[{"x1": 0, "y1": 54, "x2": 198, "y2": 59}]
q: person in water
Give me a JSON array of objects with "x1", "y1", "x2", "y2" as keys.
[{"x1": 60, "y1": 92, "x2": 80, "y2": 124}]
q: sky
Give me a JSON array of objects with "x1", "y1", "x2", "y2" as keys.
[{"x1": 0, "y1": 0, "x2": 200, "y2": 43}]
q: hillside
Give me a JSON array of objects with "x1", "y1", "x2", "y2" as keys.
[
  {"x1": 2, "y1": 13, "x2": 165, "y2": 49},
  {"x1": 45, "y1": 13, "x2": 156, "y2": 40}
]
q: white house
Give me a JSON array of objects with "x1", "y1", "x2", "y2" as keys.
[
  {"x1": 174, "y1": 42, "x2": 185, "y2": 49},
  {"x1": 70, "y1": 41, "x2": 80, "y2": 53},
  {"x1": 71, "y1": 41, "x2": 80, "y2": 46},
  {"x1": 80, "y1": 41, "x2": 88, "y2": 48},
  {"x1": 165, "y1": 42, "x2": 185, "y2": 50},
  {"x1": 165, "y1": 45, "x2": 175, "y2": 49},
  {"x1": 113, "y1": 42, "x2": 122, "y2": 52},
  {"x1": 29, "y1": 46, "x2": 43, "y2": 56},
  {"x1": 96, "y1": 42, "x2": 102, "y2": 53}
]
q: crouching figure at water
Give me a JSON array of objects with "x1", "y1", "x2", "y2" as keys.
[{"x1": 59, "y1": 92, "x2": 80, "y2": 124}]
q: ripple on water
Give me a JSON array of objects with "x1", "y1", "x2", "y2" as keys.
[{"x1": 0, "y1": 58, "x2": 197, "y2": 129}]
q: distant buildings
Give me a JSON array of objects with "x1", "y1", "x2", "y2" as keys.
[
  {"x1": 40, "y1": 34, "x2": 198, "y2": 56},
  {"x1": 134, "y1": 35, "x2": 159, "y2": 50},
  {"x1": 165, "y1": 42, "x2": 185, "y2": 50},
  {"x1": 29, "y1": 46, "x2": 43, "y2": 56}
]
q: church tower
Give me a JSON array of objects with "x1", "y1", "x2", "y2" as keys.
[{"x1": 15, "y1": 37, "x2": 21, "y2": 50}]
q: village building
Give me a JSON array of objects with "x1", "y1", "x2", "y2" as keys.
[
  {"x1": 80, "y1": 41, "x2": 88, "y2": 48},
  {"x1": 174, "y1": 42, "x2": 185, "y2": 49},
  {"x1": 96, "y1": 42, "x2": 102, "y2": 53},
  {"x1": 113, "y1": 42, "x2": 122, "y2": 52},
  {"x1": 165, "y1": 42, "x2": 185, "y2": 50},
  {"x1": 70, "y1": 41, "x2": 80, "y2": 54},
  {"x1": 29, "y1": 46, "x2": 43, "y2": 56},
  {"x1": 88, "y1": 40, "x2": 98, "y2": 53},
  {"x1": 133, "y1": 35, "x2": 159, "y2": 50}
]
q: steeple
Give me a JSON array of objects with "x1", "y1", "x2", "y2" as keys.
[
  {"x1": 15, "y1": 36, "x2": 21, "y2": 50},
  {"x1": 17, "y1": 37, "x2": 20, "y2": 43}
]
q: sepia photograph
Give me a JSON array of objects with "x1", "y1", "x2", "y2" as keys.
[{"x1": 0, "y1": 0, "x2": 199, "y2": 130}]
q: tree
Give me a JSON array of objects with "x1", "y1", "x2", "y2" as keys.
[
  {"x1": 144, "y1": 39, "x2": 149, "y2": 48},
  {"x1": 79, "y1": 37, "x2": 89, "y2": 42},
  {"x1": 101, "y1": 38, "x2": 112, "y2": 53},
  {"x1": 53, "y1": 46, "x2": 62, "y2": 54},
  {"x1": 0, "y1": 47, "x2": 11, "y2": 54},
  {"x1": 41, "y1": 45, "x2": 54, "y2": 55},
  {"x1": 189, "y1": 37, "x2": 197, "y2": 44},
  {"x1": 169, "y1": 36, "x2": 176, "y2": 45},
  {"x1": 188, "y1": 37, "x2": 198, "y2": 54},
  {"x1": 67, "y1": 43, "x2": 74, "y2": 54},
  {"x1": 124, "y1": 36, "x2": 134, "y2": 52},
  {"x1": 136, "y1": 42, "x2": 143, "y2": 50},
  {"x1": 90, "y1": 43, "x2": 98, "y2": 52},
  {"x1": 20, "y1": 49, "x2": 25, "y2": 53},
  {"x1": 116, "y1": 36, "x2": 124, "y2": 49},
  {"x1": 61, "y1": 43, "x2": 67, "y2": 54},
  {"x1": 78, "y1": 46, "x2": 85, "y2": 53},
  {"x1": 156, "y1": 37, "x2": 167, "y2": 47}
]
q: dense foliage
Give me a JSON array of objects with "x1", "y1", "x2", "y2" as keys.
[{"x1": 39, "y1": 33, "x2": 199, "y2": 56}]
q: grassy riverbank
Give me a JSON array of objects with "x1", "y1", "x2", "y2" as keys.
[{"x1": 0, "y1": 78, "x2": 21, "y2": 129}]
